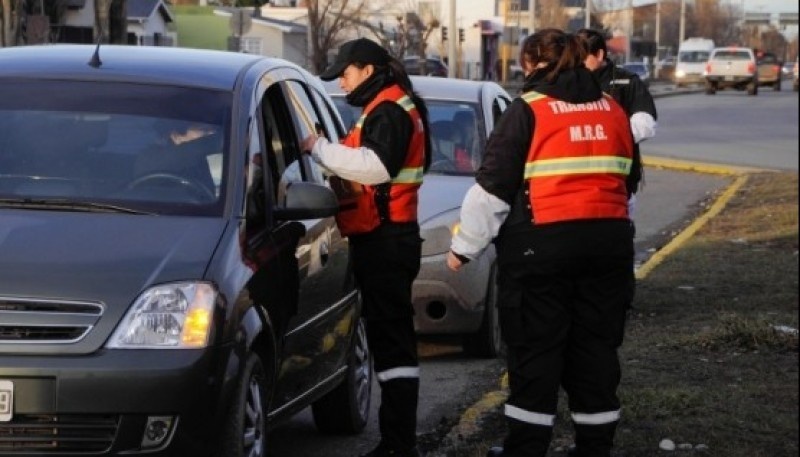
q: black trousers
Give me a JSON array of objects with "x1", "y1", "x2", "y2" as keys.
[
  {"x1": 351, "y1": 229, "x2": 422, "y2": 450},
  {"x1": 497, "y1": 254, "x2": 634, "y2": 457}
]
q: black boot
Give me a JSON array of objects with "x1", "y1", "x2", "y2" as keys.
[
  {"x1": 360, "y1": 443, "x2": 421, "y2": 457},
  {"x1": 486, "y1": 446, "x2": 504, "y2": 457}
]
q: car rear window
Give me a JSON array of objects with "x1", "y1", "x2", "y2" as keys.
[
  {"x1": 0, "y1": 80, "x2": 231, "y2": 216},
  {"x1": 713, "y1": 50, "x2": 752, "y2": 60}
]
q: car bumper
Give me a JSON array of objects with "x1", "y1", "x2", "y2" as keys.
[
  {"x1": 0, "y1": 347, "x2": 231, "y2": 456},
  {"x1": 411, "y1": 247, "x2": 495, "y2": 335},
  {"x1": 705, "y1": 75, "x2": 755, "y2": 87},
  {"x1": 675, "y1": 73, "x2": 704, "y2": 85}
]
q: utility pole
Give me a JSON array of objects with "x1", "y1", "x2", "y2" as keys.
[
  {"x1": 626, "y1": 0, "x2": 633, "y2": 63},
  {"x1": 448, "y1": 0, "x2": 457, "y2": 78},
  {"x1": 655, "y1": 0, "x2": 661, "y2": 58},
  {"x1": 528, "y1": 0, "x2": 535, "y2": 35},
  {"x1": 585, "y1": 0, "x2": 591, "y2": 29},
  {"x1": 679, "y1": 0, "x2": 686, "y2": 44}
]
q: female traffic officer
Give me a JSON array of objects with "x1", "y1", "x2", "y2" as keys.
[
  {"x1": 300, "y1": 38, "x2": 431, "y2": 457},
  {"x1": 447, "y1": 29, "x2": 635, "y2": 457}
]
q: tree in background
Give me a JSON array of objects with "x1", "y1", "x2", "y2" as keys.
[
  {"x1": 1, "y1": 0, "x2": 23, "y2": 46},
  {"x1": 305, "y1": 0, "x2": 369, "y2": 74},
  {"x1": 93, "y1": 0, "x2": 126, "y2": 43}
]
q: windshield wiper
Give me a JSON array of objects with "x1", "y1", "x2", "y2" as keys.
[{"x1": 0, "y1": 197, "x2": 152, "y2": 215}]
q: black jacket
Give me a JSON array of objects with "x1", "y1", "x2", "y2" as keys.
[
  {"x1": 479, "y1": 66, "x2": 634, "y2": 264},
  {"x1": 346, "y1": 72, "x2": 414, "y2": 178},
  {"x1": 592, "y1": 59, "x2": 658, "y2": 195}
]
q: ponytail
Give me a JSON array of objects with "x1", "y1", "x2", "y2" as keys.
[
  {"x1": 387, "y1": 58, "x2": 433, "y2": 172},
  {"x1": 519, "y1": 28, "x2": 587, "y2": 82}
]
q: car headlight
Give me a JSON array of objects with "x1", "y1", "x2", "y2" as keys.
[
  {"x1": 420, "y1": 212, "x2": 461, "y2": 256},
  {"x1": 675, "y1": 69, "x2": 686, "y2": 78},
  {"x1": 107, "y1": 282, "x2": 217, "y2": 349}
]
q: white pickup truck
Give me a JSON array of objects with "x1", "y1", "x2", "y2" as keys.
[{"x1": 704, "y1": 47, "x2": 758, "y2": 95}]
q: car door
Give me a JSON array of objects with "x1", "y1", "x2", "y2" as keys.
[{"x1": 252, "y1": 69, "x2": 356, "y2": 410}]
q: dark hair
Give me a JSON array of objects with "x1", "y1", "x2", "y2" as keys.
[
  {"x1": 519, "y1": 28, "x2": 586, "y2": 82},
  {"x1": 576, "y1": 28, "x2": 608, "y2": 55}
]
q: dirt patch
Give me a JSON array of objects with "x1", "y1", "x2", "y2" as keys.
[{"x1": 423, "y1": 172, "x2": 799, "y2": 457}]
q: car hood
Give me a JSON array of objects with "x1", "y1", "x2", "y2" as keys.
[
  {"x1": 418, "y1": 175, "x2": 475, "y2": 225},
  {"x1": 0, "y1": 211, "x2": 228, "y2": 354}
]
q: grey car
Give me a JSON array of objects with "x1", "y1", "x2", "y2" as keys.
[
  {"x1": 0, "y1": 45, "x2": 370, "y2": 456},
  {"x1": 324, "y1": 77, "x2": 512, "y2": 357}
]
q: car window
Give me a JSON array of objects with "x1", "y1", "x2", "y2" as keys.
[
  {"x1": 713, "y1": 50, "x2": 752, "y2": 60},
  {"x1": 426, "y1": 101, "x2": 482, "y2": 175},
  {"x1": 330, "y1": 96, "x2": 361, "y2": 131},
  {"x1": 277, "y1": 81, "x2": 328, "y2": 188},
  {"x1": 309, "y1": 86, "x2": 345, "y2": 142},
  {"x1": 757, "y1": 54, "x2": 778, "y2": 64},
  {"x1": 0, "y1": 80, "x2": 230, "y2": 216}
]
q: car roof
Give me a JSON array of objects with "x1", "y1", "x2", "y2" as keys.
[
  {"x1": 0, "y1": 44, "x2": 296, "y2": 91},
  {"x1": 323, "y1": 76, "x2": 505, "y2": 101}
]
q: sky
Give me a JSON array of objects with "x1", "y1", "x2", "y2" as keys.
[{"x1": 630, "y1": 0, "x2": 799, "y2": 14}]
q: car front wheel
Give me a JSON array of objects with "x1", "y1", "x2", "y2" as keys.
[
  {"x1": 218, "y1": 352, "x2": 268, "y2": 457},
  {"x1": 311, "y1": 318, "x2": 371, "y2": 433}
]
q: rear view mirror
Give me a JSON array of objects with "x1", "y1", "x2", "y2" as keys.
[{"x1": 274, "y1": 182, "x2": 338, "y2": 220}]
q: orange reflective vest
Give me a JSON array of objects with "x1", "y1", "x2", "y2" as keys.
[
  {"x1": 335, "y1": 84, "x2": 425, "y2": 236},
  {"x1": 522, "y1": 91, "x2": 633, "y2": 225}
]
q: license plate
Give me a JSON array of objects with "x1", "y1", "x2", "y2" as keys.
[
  {"x1": 724, "y1": 75, "x2": 734, "y2": 81},
  {"x1": 0, "y1": 380, "x2": 13, "y2": 422}
]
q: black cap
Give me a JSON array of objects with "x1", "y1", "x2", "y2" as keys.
[{"x1": 319, "y1": 38, "x2": 391, "y2": 81}]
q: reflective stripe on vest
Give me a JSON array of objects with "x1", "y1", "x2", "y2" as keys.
[
  {"x1": 524, "y1": 155, "x2": 632, "y2": 178},
  {"x1": 522, "y1": 90, "x2": 633, "y2": 225},
  {"x1": 335, "y1": 85, "x2": 426, "y2": 236}
]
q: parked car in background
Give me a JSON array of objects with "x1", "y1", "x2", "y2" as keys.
[
  {"x1": 0, "y1": 45, "x2": 371, "y2": 456},
  {"x1": 755, "y1": 50, "x2": 782, "y2": 91},
  {"x1": 621, "y1": 61, "x2": 651, "y2": 86},
  {"x1": 324, "y1": 77, "x2": 513, "y2": 357},
  {"x1": 403, "y1": 56, "x2": 448, "y2": 77},
  {"x1": 656, "y1": 56, "x2": 676, "y2": 81}
]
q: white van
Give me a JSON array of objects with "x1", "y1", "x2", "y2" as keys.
[{"x1": 674, "y1": 37, "x2": 715, "y2": 87}]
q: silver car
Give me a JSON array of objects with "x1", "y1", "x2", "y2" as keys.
[{"x1": 324, "y1": 77, "x2": 512, "y2": 357}]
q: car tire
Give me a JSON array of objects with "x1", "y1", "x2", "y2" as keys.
[
  {"x1": 217, "y1": 352, "x2": 268, "y2": 457},
  {"x1": 462, "y1": 265, "x2": 503, "y2": 358},
  {"x1": 705, "y1": 81, "x2": 716, "y2": 95},
  {"x1": 774, "y1": 79, "x2": 781, "y2": 91},
  {"x1": 747, "y1": 80, "x2": 758, "y2": 95},
  {"x1": 311, "y1": 318, "x2": 371, "y2": 434}
]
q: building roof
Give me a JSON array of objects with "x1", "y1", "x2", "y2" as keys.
[
  {"x1": 127, "y1": 0, "x2": 175, "y2": 24},
  {"x1": 214, "y1": 7, "x2": 306, "y2": 34}
]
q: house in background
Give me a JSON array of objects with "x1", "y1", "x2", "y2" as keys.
[
  {"x1": 214, "y1": 7, "x2": 307, "y2": 65},
  {"x1": 59, "y1": 0, "x2": 176, "y2": 46}
]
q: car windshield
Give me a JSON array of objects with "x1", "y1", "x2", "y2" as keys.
[
  {"x1": 329, "y1": 96, "x2": 483, "y2": 176},
  {"x1": 678, "y1": 51, "x2": 710, "y2": 63},
  {"x1": 0, "y1": 80, "x2": 231, "y2": 216}
]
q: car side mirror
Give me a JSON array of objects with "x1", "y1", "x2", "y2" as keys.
[{"x1": 274, "y1": 181, "x2": 338, "y2": 220}]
